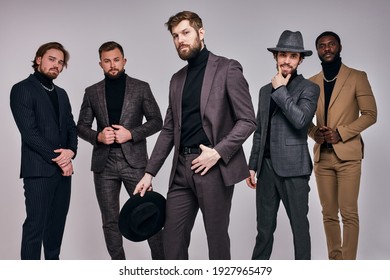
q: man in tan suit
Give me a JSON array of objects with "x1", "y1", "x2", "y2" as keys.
[{"x1": 308, "y1": 31, "x2": 377, "y2": 260}]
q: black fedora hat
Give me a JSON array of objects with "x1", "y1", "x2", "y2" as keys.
[
  {"x1": 267, "y1": 30, "x2": 312, "y2": 56},
  {"x1": 119, "y1": 191, "x2": 166, "y2": 242}
]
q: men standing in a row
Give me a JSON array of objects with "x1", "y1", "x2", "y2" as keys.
[
  {"x1": 10, "y1": 42, "x2": 78, "y2": 259},
  {"x1": 308, "y1": 31, "x2": 377, "y2": 260},
  {"x1": 246, "y1": 30, "x2": 319, "y2": 260},
  {"x1": 77, "y1": 41, "x2": 164, "y2": 260},
  {"x1": 134, "y1": 11, "x2": 256, "y2": 259}
]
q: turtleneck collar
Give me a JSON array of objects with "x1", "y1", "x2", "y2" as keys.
[
  {"x1": 321, "y1": 56, "x2": 342, "y2": 80},
  {"x1": 34, "y1": 70, "x2": 53, "y2": 87},
  {"x1": 104, "y1": 70, "x2": 126, "y2": 84},
  {"x1": 187, "y1": 46, "x2": 209, "y2": 68}
]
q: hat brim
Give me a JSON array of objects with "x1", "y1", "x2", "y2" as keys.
[
  {"x1": 119, "y1": 191, "x2": 166, "y2": 242},
  {"x1": 267, "y1": 47, "x2": 313, "y2": 56}
]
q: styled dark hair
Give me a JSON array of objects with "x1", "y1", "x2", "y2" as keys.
[
  {"x1": 165, "y1": 11, "x2": 203, "y2": 33},
  {"x1": 98, "y1": 41, "x2": 124, "y2": 59},
  {"x1": 32, "y1": 42, "x2": 69, "y2": 70},
  {"x1": 315, "y1": 31, "x2": 341, "y2": 48}
]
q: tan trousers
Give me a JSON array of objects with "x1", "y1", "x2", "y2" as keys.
[{"x1": 314, "y1": 149, "x2": 361, "y2": 260}]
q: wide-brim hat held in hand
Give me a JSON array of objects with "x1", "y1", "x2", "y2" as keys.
[
  {"x1": 267, "y1": 30, "x2": 313, "y2": 56},
  {"x1": 119, "y1": 191, "x2": 166, "y2": 242}
]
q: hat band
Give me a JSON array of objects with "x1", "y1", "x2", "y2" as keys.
[{"x1": 276, "y1": 44, "x2": 304, "y2": 51}]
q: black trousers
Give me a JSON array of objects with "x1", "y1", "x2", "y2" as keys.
[
  {"x1": 252, "y1": 158, "x2": 311, "y2": 260},
  {"x1": 21, "y1": 172, "x2": 71, "y2": 260}
]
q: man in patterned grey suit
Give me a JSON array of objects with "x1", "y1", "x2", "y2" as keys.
[
  {"x1": 77, "y1": 41, "x2": 164, "y2": 260},
  {"x1": 10, "y1": 42, "x2": 77, "y2": 259},
  {"x1": 246, "y1": 30, "x2": 320, "y2": 260}
]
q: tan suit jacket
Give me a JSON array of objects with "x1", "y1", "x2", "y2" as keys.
[{"x1": 308, "y1": 64, "x2": 377, "y2": 162}]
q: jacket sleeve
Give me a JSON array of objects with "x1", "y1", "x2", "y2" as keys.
[
  {"x1": 272, "y1": 81, "x2": 320, "y2": 130},
  {"x1": 77, "y1": 89, "x2": 99, "y2": 146},
  {"x1": 130, "y1": 83, "x2": 163, "y2": 143},
  {"x1": 10, "y1": 82, "x2": 58, "y2": 163},
  {"x1": 214, "y1": 59, "x2": 257, "y2": 164},
  {"x1": 62, "y1": 91, "x2": 78, "y2": 157},
  {"x1": 337, "y1": 71, "x2": 377, "y2": 141}
]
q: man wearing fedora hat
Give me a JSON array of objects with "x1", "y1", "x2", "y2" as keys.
[
  {"x1": 246, "y1": 30, "x2": 319, "y2": 259},
  {"x1": 308, "y1": 31, "x2": 377, "y2": 259}
]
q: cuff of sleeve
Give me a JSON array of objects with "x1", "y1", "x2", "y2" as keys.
[{"x1": 336, "y1": 129, "x2": 343, "y2": 142}]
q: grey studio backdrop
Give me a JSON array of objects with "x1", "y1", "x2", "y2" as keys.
[{"x1": 0, "y1": 0, "x2": 388, "y2": 260}]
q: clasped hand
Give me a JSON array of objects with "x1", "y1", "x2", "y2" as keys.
[
  {"x1": 98, "y1": 125, "x2": 132, "y2": 145},
  {"x1": 314, "y1": 126, "x2": 341, "y2": 144},
  {"x1": 52, "y1": 148, "x2": 74, "y2": 176}
]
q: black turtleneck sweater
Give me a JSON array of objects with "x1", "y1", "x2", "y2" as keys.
[
  {"x1": 105, "y1": 70, "x2": 126, "y2": 148},
  {"x1": 34, "y1": 71, "x2": 59, "y2": 123},
  {"x1": 321, "y1": 56, "x2": 342, "y2": 149},
  {"x1": 264, "y1": 71, "x2": 298, "y2": 158},
  {"x1": 322, "y1": 57, "x2": 342, "y2": 126},
  {"x1": 180, "y1": 47, "x2": 211, "y2": 148}
]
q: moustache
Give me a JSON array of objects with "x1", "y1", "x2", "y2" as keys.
[{"x1": 178, "y1": 44, "x2": 189, "y2": 50}]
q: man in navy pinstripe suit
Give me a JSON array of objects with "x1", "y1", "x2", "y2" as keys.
[{"x1": 10, "y1": 42, "x2": 78, "y2": 259}]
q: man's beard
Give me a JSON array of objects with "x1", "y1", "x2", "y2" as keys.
[
  {"x1": 319, "y1": 50, "x2": 341, "y2": 64},
  {"x1": 177, "y1": 36, "x2": 202, "y2": 61},
  {"x1": 105, "y1": 69, "x2": 124, "y2": 79},
  {"x1": 39, "y1": 66, "x2": 59, "y2": 80},
  {"x1": 277, "y1": 64, "x2": 297, "y2": 78}
]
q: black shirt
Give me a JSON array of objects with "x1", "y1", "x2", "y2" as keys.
[
  {"x1": 180, "y1": 47, "x2": 211, "y2": 148},
  {"x1": 105, "y1": 71, "x2": 126, "y2": 148}
]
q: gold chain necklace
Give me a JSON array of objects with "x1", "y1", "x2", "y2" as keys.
[
  {"x1": 323, "y1": 75, "x2": 337, "y2": 83},
  {"x1": 41, "y1": 83, "x2": 54, "y2": 92}
]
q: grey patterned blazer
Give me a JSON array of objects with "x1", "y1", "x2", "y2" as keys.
[
  {"x1": 77, "y1": 75, "x2": 162, "y2": 172},
  {"x1": 249, "y1": 74, "x2": 320, "y2": 177}
]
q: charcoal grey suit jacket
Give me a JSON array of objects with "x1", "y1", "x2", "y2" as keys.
[
  {"x1": 77, "y1": 75, "x2": 162, "y2": 172},
  {"x1": 145, "y1": 52, "x2": 257, "y2": 187},
  {"x1": 249, "y1": 74, "x2": 320, "y2": 177}
]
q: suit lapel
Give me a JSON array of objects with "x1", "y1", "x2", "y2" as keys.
[
  {"x1": 200, "y1": 54, "x2": 218, "y2": 119},
  {"x1": 56, "y1": 87, "x2": 65, "y2": 129},
  {"x1": 30, "y1": 75, "x2": 59, "y2": 126},
  {"x1": 328, "y1": 64, "x2": 351, "y2": 109},
  {"x1": 119, "y1": 76, "x2": 133, "y2": 123},
  {"x1": 173, "y1": 67, "x2": 187, "y2": 125},
  {"x1": 96, "y1": 81, "x2": 110, "y2": 125},
  {"x1": 261, "y1": 85, "x2": 271, "y2": 128}
]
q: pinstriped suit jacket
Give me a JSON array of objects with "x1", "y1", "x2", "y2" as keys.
[
  {"x1": 77, "y1": 75, "x2": 163, "y2": 173},
  {"x1": 248, "y1": 75, "x2": 320, "y2": 177},
  {"x1": 10, "y1": 74, "x2": 78, "y2": 178}
]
